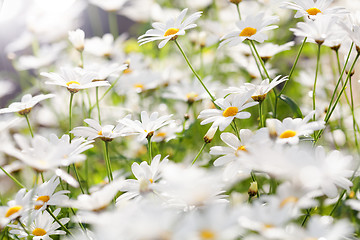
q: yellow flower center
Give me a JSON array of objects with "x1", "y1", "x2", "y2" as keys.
[
  {"x1": 66, "y1": 81, "x2": 80, "y2": 86},
  {"x1": 239, "y1": 27, "x2": 257, "y2": 37},
  {"x1": 98, "y1": 131, "x2": 103, "y2": 136},
  {"x1": 5, "y1": 206, "x2": 22, "y2": 218},
  {"x1": 149, "y1": 178, "x2": 154, "y2": 183},
  {"x1": 164, "y1": 28, "x2": 179, "y2": 37},
  {"x1": 186, "y1": 92, "x2": 199, "y2": 100},
  {"x1": 200, "y1": 230, "x2": 215, "y2": 240},
  {"x1": 34, "y1": 195, "x2": 50, "y2": 210},
  {"x1": 134, "y1": 84, "x2": 144, "y2": 89},
  {"x1": 306, "y1": 7, "x2": 322, "y2": 16},
  {"x1": 156, "y1": 132, "x2": 167, "y2": 137},
  {"x1": 223, "y1": 107, "x2": 238, "y2": 117},
  {"x1": 32, "y1": 228, "x2": 47, "y2": 236},
  {"x1": 123, "y1": 68, "x2": 132, "y2": 74},
  {"x1": 279, "y1": 130, "x2": 296, "y2": 139},
  {"x1": 280, "y1": 196, "x2": 298, "y2": 207},
  {"x1": 235, "y1": 145, "x2": 247, "y2": 156},
  {"x1": 263, "y1": 224, "x2": 274, "y2": 229}
]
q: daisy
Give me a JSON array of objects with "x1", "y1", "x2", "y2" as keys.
[
  {"x1": 138, "y1": 8, "x2": 202, "y2": 48},
  {"x1": 0, "y1": 188, "x2": 33, "y2": 221},
  {"x1": 118, "y1": 111, "x2": 173, "y2": 141},
  {"x1": 290, "y1": 15, "x2": 342, "y2": 45},
  {"x1": 198, "y1": 91, "x2": 258, "y2": 131},
  {"x1": 33, "y1": 176, "x2": 69, "y2": 211},
  {"x1": 0, "y1": 93, "x2": 55, "y2": 116},
  {"x1": 40, "y1": 67, "x2": 110, "y2": 94},
  {"x1": 117, "y1": 155, "x2": 169, "y2": 201},
  {"x1": 9, "y1": 208, "x2": 69, "y2": 240},
  {"x1": 71, "y1": 118, "x2": 129, "y2": 142},
  {"x1": 219, "y1": 12, "x2": 279, "y2": 48},
  {"x1": 85, "y1": 33, "x2": 117, "y2": 58},
  {"x1": 68, "y1": 28, "x2": 85, "y2": 52},
  {"x1": 283, "y1": 0, "x2": 348, "y2": 19},
  {"x1": 210, "y1": 129, "x2": 253, "y2": 167},
  {"x1": 262, "y1": 111, "x2": 325, "y2": 144},
  {"x1": 225, "y1": 75, "x2": 288, "y2": 102}
]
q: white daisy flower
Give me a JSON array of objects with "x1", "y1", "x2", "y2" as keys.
[
  {"x1": 262, "y1": 110, "x2": 325, "y2": 144},
  {"x1": 117, "y1": 155, "x2": 169, "y2": 201},
  {"x1": 290, "y1": 15, "x2": 342, "y2": 45},
  {"x1": 85, "y1": 33, "x2": 117, "y2": 58},
  {"x1": 33, "y1": 176, "x2": 69, "y2": 211},
  {"x1": 225, "y1": 75, "x2": 288, "y2": 102},
  {"x1": 40, "y1": 67, "x2": 110, "y2": 94},
  {"x1": 0, "y1": 188, "x2": 33, "y2": 221},
  {"x1": 138, "y1": 8, "x2": 202, "y2": 48},
  {"x1": 89, "y1": 0, "x2": 128, "y2": 12},
  {"x1": 71, "y1": 118, "x2": 129, "y2": 142},
  {"x1": 198, "y1": 91, "x2": 258, "y2": 131},
  {"x1": 219, "y1": 12, "x2": 279, "y2": 48},
  {"x1": 283, "y1": 0, "x2": 348, "y2": 19},
  {"x1": 0, "y1": 93, "x2": 55, "y2": 116},
  {"x1": 68, "y1": 28, "x2": 85, "y2": 52},
  {"x1": 118, "y1": 111, "x2": 174, "y2": 141},
  {"x1": 9, "y1": 208, "x2": 69, "y2": 240}
]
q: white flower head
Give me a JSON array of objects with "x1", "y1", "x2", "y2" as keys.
[
  {"x1": 138, "y1": 8, "x2": 202, "y2": 48},
  {"x1": 68, "y1": 28, "x2": 85, "y2": 51},
  {"x1": 118, "y1": 111, "x2": 174, "y2": 141},
  {"x1": 41, "y1": 68, "x2": 110, "y2": 94},
  {"x1": 219, "y1": 12, "x2": 279, "y2": 48},
  {"x1": 0, "y1": 93, "x2": 55, "y2": 116},
  {"x1": 198, "y1": 91, "x2": 258, "y2": 131},
  {"x1": 283, "y1": 0, "x2": 349, "y2": 19},
  {"x1": 0, "y1": 189, "x2": 33, "y2": 221}
]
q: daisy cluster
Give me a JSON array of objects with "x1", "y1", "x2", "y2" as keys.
[{"x1": 1, "y1": 0, "x2": 360, "y2": 239}]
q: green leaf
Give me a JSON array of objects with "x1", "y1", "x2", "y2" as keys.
[{"x1": 279, "y1": 94, "x2": 303, "y2": 118}]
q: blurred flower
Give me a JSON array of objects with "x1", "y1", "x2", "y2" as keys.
[
  {"x1": 68, "y1": 28, "x2": 85, "y2": 51},
  {"x1": 0, "y1": 93, "x2": 55, "y2": 116},
  {"x1": 219, "y1": 13, "x2": 279, "y2": 47},
  {"x1": 0, "y1": 188, "x2": 32, "y2": 221},
  {"x1": 138, "y1": 8, "x2": 202, "y2": 48}
]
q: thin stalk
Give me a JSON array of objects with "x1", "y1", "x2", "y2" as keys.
[
  {"x1": 18, "y1": 219, "x2": 30, "y2": 237},
  {"x1": 103, "y1": 141, "x2": 113, "y2": 182},
  {"x1": 315, "y1": 53, "x2": 359, "y2": 142},
  {"x1": 46, "y1": 208, "x2": 73, "y2": 236},
  {"x1": 96, "y1": 87, "x2": 101, "y2": 124},
  {"x1": 236, "y1": 3, "x2": 242, "y2": 20},
  {"x1": 248, "y1": 42, "x2": 265, "y2": 79},
  {"x1": 0, "y1": 166, "x2": 25, "y2": 188},
  {"x1": 147, "y1": 137, "x2": 153, "y2": 164},
  {"x1": 313, "y1": 44, "x2": 321, "y2": 141},
  {"x1": 259, "y1": 101, "x2": 264, "y2": 128},
  {"x1": 72, "y1": 164, "x2": 85, "y2": 194},
  {"x1": 348, "y1": 76, "x2": 360, "y2": 153},
  {"x1": 69, "y1": 93, "x2": 75, "y2": 142},
  {"x1": 249, "y1": 40, "x2": 270, "y2": 79},
  {"x1": 24, "y1": 114, "x2": 34, "y2": 138},
  {"x1": 108, "y1": 11, "x2": 119, "y2": 38},
  {"x1": 79, "y1": 51, "x2": 84, "y2": 68},
  {"x1": 335, "y1": 49, "x2": 342, "y2": 74},
  {"x1": 174, "y1": 40, "x2": 216, "y2": 102},
  {"x1": 192, "y1": 143, "x2": 207, "y2": 165}
]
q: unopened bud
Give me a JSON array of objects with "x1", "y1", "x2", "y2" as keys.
[
  {"x1": 184, "y1": 114, "x2": 190, "y2": 120},
  {"x1": 204, "y1": 125, "x2": 217, "y2": 143},
  {"x1": 248, "y1": 182, "x2": 258, "y2": 197},
  {"x1": 266, "y1": 119, "x2": 278, "y2": 140}
]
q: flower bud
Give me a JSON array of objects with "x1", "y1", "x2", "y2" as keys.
[
  {"x1": 248, "y1": 182, "x2": 258, "y2": 197},
  {"x1": 204, "y1": 125, "x2": 217, "y2": 143}
]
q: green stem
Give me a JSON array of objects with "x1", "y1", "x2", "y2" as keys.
[
  {"x1": 0, "y1": 166, "x2": 25, "y2": 188},
  {"x1": 315, "y1": 53, "x2": 359, "y2": 142},
  {"x1": 312, "y1": 44, "x2": 321, "y2": 141},
  {"x1": 259, "y1": 101, "x2": 264, "y2": 128},
  {"x1": 103, "y1": 141, "x2": 113, "y2": 182},
  {"x1": 96, "y1": 87, "x2": 101, "y2": 125},
  {"x1": 348, "y1": 76, "x2": 360, "y2": 153},
  {"x1": 247, "y1": 42, "x2": 265, "y2": 79},
  {"x1": 249, "y1": 40, "x2": 270, "y2": 79},
  {"x1": 72, "y1": 164, "x2": 85, "y2": 194},
  {"x1": 147, "y1": 137, "x2": 153, "y2": 164},
  {"x1": 108, "y1": 11, "x2": 119, "y2": 38},
  {"x1": 18, "y1": 219, "x2": 30, "y2": 237},
  {"x1": 192, "y1": 143, "x2": 207, "y2": 165},
  {"x1": 79, "y1": 51, "x2": 84, "y2": 68},
  {"x1": 69, "y1": 93, "x2": 75, "y2": 142},
  {"x1": 24, "y1": 114, "x2": 34, "y2": 138},
  {"x1": 335, "y1": 49, "x2": 342, "y2": 74},
  {"x1": 236, "y1": 3, "x2": 242, "y2": 20},
  {"x1": 46, "y1": 208, "x2": 73, "y2": 236},
  {"x1": 174, "y1": 40, "x2": 216, "y2": 102}
]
